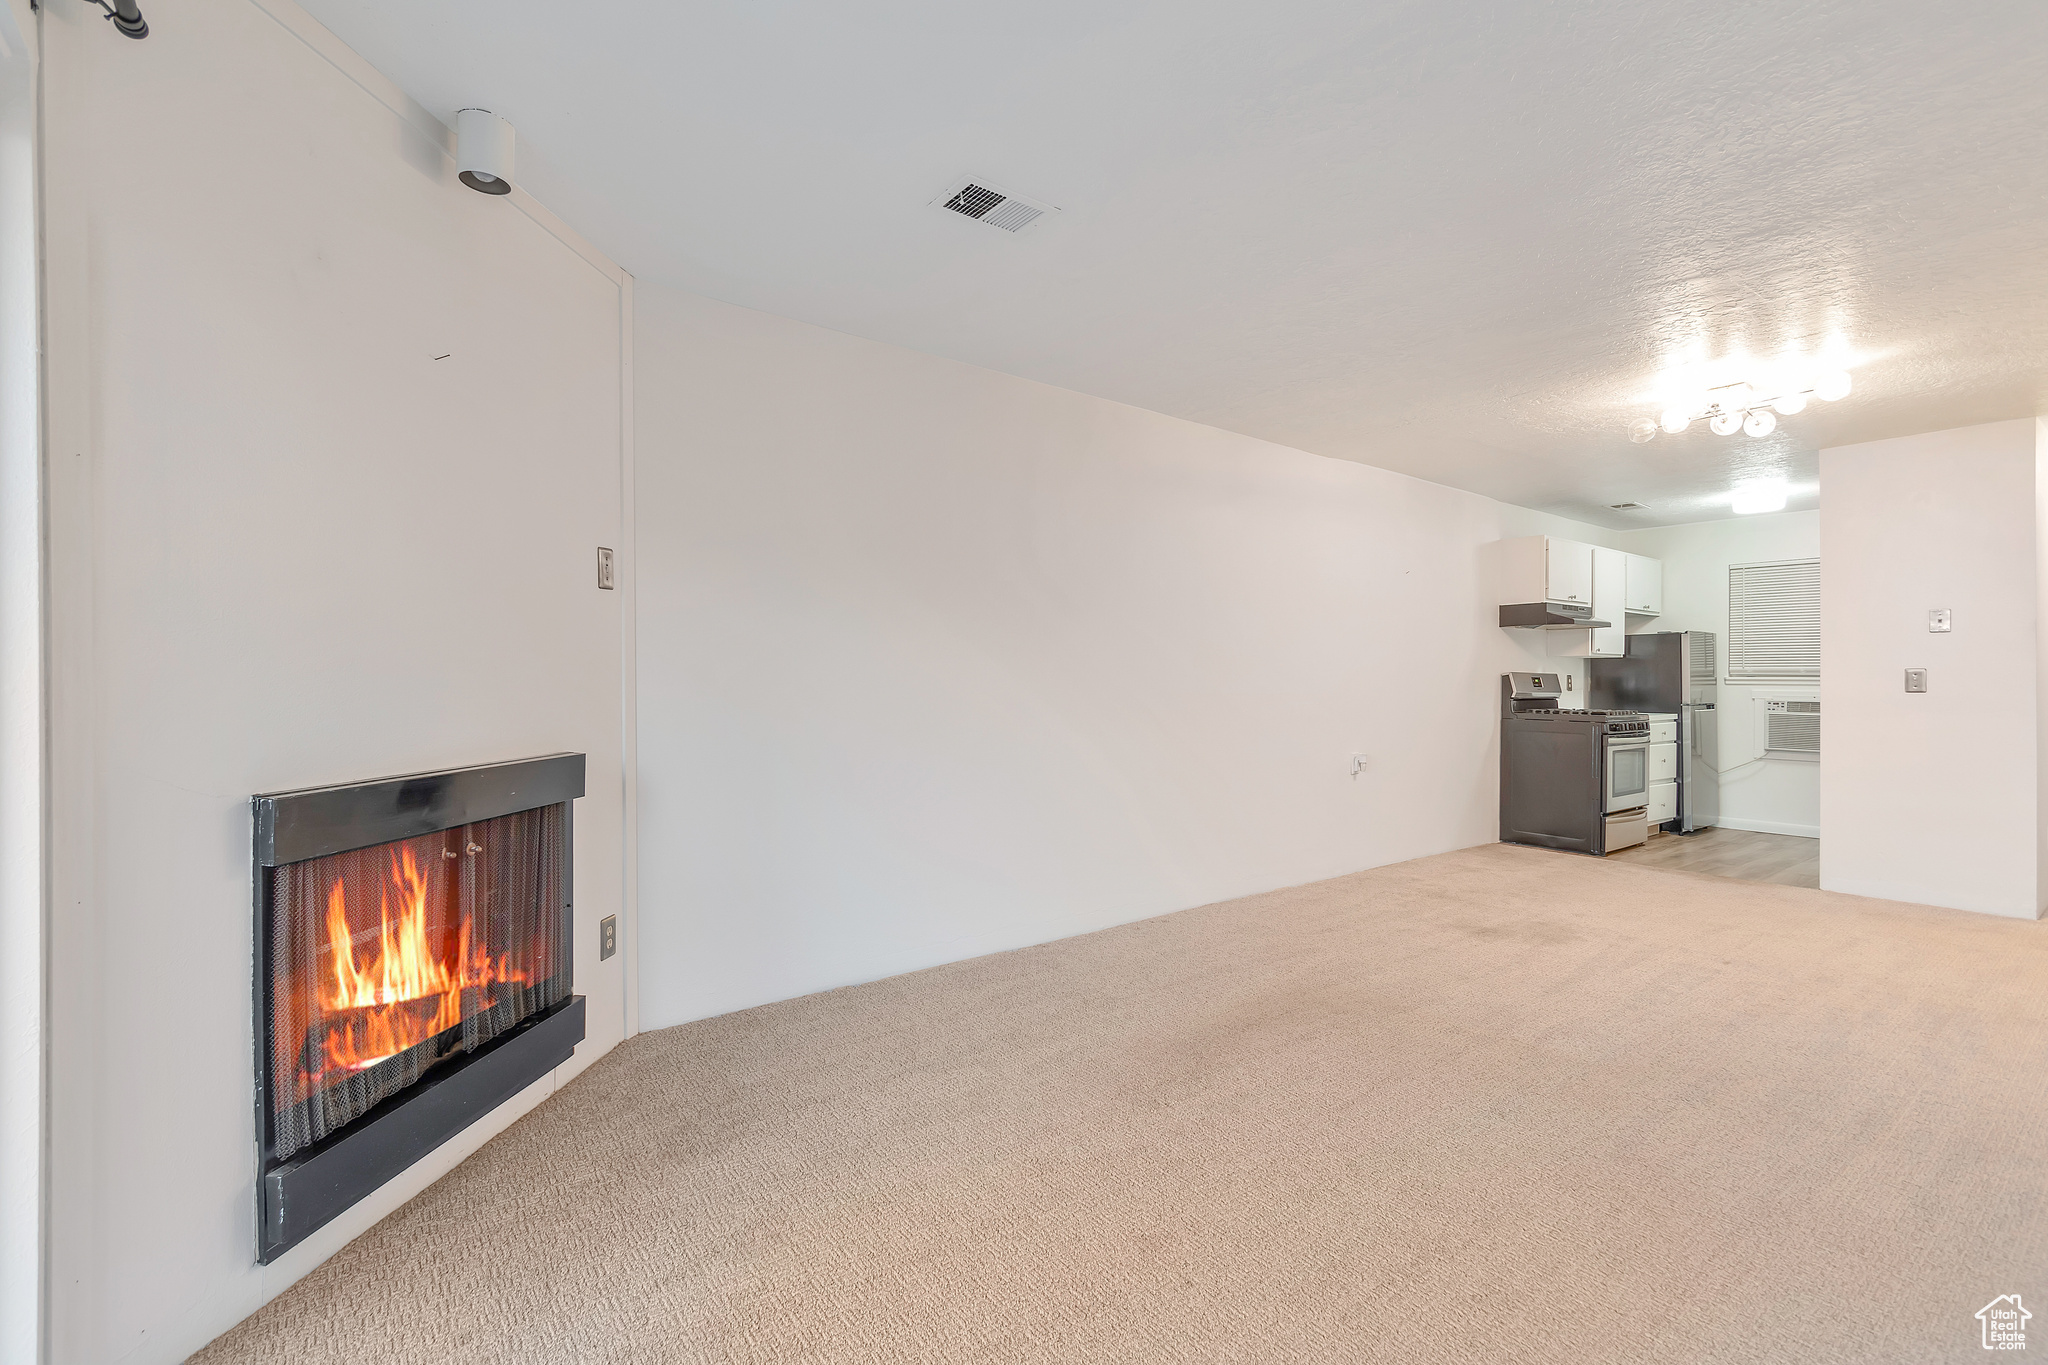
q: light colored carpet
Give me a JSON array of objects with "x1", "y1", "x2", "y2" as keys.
[{"x1": 193, "y1": 844, "x2": 2048, "y2": 1364}]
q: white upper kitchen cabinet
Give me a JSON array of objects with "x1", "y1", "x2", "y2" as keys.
[
  {"x1": 1493, "y1": 535, "x2": 1595, "y2": 607},
  {"x1": 1626, "y1": 553, "x2": 1663, "y2": 616},
  {"x1": 1590, "y1": 549, "x2": 1627, "y2": 656},
  {"x1": 1546, "y1": 538, "x2": 1594, "y2": 607},
  {"x1": 1551, "y1": 547, "x2": 1627, "y2": 658}
]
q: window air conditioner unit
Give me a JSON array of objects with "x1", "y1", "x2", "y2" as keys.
[{"x1": 1754, "y1": 697, "x2": 1820, "y2": 761}]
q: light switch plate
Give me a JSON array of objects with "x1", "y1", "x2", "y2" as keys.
[
  {"x1": 596, "y1": 546, "x2": 615, "y2": 591},
  {"x1": 1929, "y1": 609, "x2": 1952, "y2": 633},
  {"x1": 1905, "y1": 668, "x2": 1928, "y2": 693},
  {"x1": 599, "y1": 914, "x2": 617, "y2": 960}
]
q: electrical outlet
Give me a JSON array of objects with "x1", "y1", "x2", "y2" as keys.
[
  {"x1": 599, "y1": 914, "x2": 617, "y2": 960},
  {"x1": 1905, "y1": 668, "x2": 1928, "y2": 694},
  {"x1": 596, "y1": 546, "x2": 615, "y2": 591}
]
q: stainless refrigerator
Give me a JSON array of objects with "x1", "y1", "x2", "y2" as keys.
[{"x1": 1588, "y1": 631, "x2": 1720, "y2": 833}]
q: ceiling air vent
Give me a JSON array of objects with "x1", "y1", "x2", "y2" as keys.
[
  {"x1": 1609, "y1": 502, "x2": 1645, "y2": 510},
  {"x1": 933, "y1": 178, "x2": 1057, "y2": 234}
]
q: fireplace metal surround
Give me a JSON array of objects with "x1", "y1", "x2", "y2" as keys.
[{"x1": 252, "y1": 753, "x2": 586, "y2": 1263}]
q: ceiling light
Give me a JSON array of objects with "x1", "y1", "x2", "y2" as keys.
[
  {"x1": 1731, "y1": 479, "x2": 1789, "y2": 515},
  {"x1": 456, "y1": 108, "x2": 516, "y2": 196},
  {"x1": 1626, "y1": 365, "x2": 1852, "y2": 442}
]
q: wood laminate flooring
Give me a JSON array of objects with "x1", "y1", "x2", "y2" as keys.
[{"x1": 1607, "y1": 824, "x2": 1820, "y2": 888}]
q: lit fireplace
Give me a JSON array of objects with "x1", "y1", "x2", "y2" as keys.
[
  {"x1": 253, "y1": 755, "x2": 585, "y2": 1262},
  {"x1": 311, "y1": 839, "x2": 527, "y2": 1082}
]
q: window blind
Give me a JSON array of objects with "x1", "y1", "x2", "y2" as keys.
[{"x1": 1728, "y1": 558, "x2": 1819, "y2": 680}]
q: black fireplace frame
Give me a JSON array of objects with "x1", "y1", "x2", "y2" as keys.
[{"x1": 250, "y1": 753, "x2": 587, "y2": 1263}]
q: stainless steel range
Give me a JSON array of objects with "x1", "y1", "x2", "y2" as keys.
[{"x1": 1499, "y1": 672, "x2": 1652, "y2": 855}]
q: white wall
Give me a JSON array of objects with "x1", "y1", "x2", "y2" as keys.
[
  {"x1": 37, "y1": 2, "x2": 634, "y2": 1361},
  {"x1": 2038, "y1": 418, "x2": 2048, "y2": 918},
  {"x1": 1819, "y1": 419, "x2": 2042, "y2": 917},
  {"x1": 1615, "y1": 512, "x2": 1822, "y2": 838},
  {"x1": 634, "y1": 285, "x2": 1613, "y2": 1029},
  {"x1": 0, "y1": 0, "x2": 41, "y2": 1358}
]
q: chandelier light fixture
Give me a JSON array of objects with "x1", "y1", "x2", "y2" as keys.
[{"x1": 1627, "y1": 370, "x2": 1852, "y2": 444}]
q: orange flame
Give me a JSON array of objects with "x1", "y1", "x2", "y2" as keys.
[{"x1": 313, "y1": 843, "x2": 523, "y2": 1080}]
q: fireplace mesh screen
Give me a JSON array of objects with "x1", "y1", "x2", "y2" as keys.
[{"x1": 266, "y1": 803, "x2": 569, "y2": 1161}]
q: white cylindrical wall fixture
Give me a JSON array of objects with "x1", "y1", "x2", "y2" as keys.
[{"x1": 456, "y1": 108, "x2": 515, "y2": 195}]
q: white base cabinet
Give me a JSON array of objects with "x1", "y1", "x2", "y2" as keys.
[{"x1": 1647, "y1": 780, "x2": 1678, "y2": 824}]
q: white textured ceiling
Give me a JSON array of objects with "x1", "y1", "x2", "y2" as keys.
[{"x1": 295, "y1": 0, "x2": 2048, "y2": 527}]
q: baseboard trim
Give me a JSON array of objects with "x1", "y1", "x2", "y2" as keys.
[
  {"x1": 1714, "y1": 816, "x2": 1819, "y2": 839},
  {"x1": 1817, "y1": 878, "x2": 2044, "y2": 921}
]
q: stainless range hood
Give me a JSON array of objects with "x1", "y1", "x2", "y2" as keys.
[{"x1": 1498, "y1": 602, "x2": 1613, "y2": 630}]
